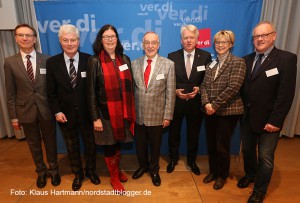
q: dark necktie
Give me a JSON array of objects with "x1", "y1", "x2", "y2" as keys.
[
  {"x1": 186, "y1": 53, "x2": 192, "y2": 79},
  {"x1": 251, "y1": 54, "x2": 264, "y2": 78},
  {"x1": 69, "y1": 59, "x2": 77, "y2": 88},
  {"x1": 26, "y1": 55, "x2": 34, "y2": 84},
  {"x1": 144, "y1": 59, "x2": 152, "y2": 88}
]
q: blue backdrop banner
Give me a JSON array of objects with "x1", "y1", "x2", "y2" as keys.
[{"x1": 34, "y1": 0, "x2": 262, "y2": 154}]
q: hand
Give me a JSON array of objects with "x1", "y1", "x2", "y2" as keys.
[
  {"x1": 55, "y1": 113, "x2": 68, "y2": 123},
  {"x1": 176, "y1": 89, "x2": 189, "y2": 100},
  {"x1": 264, "y1": 123, "x2": 280, "y2": 132},
  {"x1": 205, "y1": 103, "x2": 216, "y2": 115},
  {"x1": 94, "y1": 119, "x2": 103, "y2": 131},
  {"x1": 162, "y1": 119, "x2": 170, "y2": 128},
  {"x1": 187, "y1": 86, "x2": 199, "y2": 99},
  {"x1": 12, "y1": 121, "x2": 21, "y2": 130}
]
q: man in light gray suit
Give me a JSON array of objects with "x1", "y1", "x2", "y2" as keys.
[
  {"x1": 4, "y1": 24, "x2": 60, "y2": 189},
  {"x1": 131, "y1": 32, "x2": 176, "y2": 186}
]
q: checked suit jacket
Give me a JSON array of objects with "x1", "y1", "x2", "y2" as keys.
[
  {"x1": 132, "y1": 54, "x2": 176, "y2": 126},
  {"x1": 201, "y1": 53, "x2": 246, "y2": 116}
]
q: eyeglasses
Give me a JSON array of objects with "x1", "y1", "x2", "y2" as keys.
[
  {"x1": 102, "y1": 35, "x2": 117, "y2": 41},
  {"x1": 215, "y1": 41, "x2": 229, "y2": 46},
  {"x1": 15, "y1": 33, "x2": 35, "y2": 38},
  {"x1": 253, "y1": 31, "x2": 274, "y2": 40},
  {"x1": 143, "y1": 41, "x2": 159, "y2": 46}
]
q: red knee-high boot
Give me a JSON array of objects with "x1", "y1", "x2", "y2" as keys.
[
  {"x1": 104, "y1": 156, "x2": 125, "y2": 193},
  {"x1": 115, "y1": 150, "x2": 128, "y2": 182}
]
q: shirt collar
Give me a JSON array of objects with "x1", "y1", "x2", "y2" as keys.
[
  {"x1": 145, "y1": 54, "x2": 158, "y2": 63},
  {"x1": 255, "y1": 45, "x2": 274, "y2": 58},
  {"x1": 183, "y1": 49, "x2": 195, "y2": 57},
  {"x1": 20, "y1": 50, "x2": 36, "y2": 59},
  {"x1": 64, "y1": 52, "x2": 79, "y2": 63}
]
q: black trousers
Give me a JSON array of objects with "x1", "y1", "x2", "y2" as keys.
[
  {"x1": 168, "y1": 98, "x2": 203, "y2": 164},
  {"x1": 22, "y1": 109, "x2": 58, "y2": 176},
  {"x1": 205, "y1": 114, "x2": 240, "y2": 179},
  {"x1": 135, "y1": 124, "x2": 163, "y2": 173},
  {"x1": 60, "y1": 123, "x2": 96, "y2": 174}
]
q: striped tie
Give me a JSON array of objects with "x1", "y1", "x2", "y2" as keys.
[
  {"x1": 69, "y1": 59, "x2": 77, "y2": 88},
  {"x1": 26, "y1": 55, "x2": 34, "y2": 84}
]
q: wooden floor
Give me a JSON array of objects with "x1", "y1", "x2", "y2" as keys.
[{"x1": 1, "y1": 136, "x2": 300, "y2": 203}]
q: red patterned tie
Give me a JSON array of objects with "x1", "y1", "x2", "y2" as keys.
[
  {"x1": 144, "y1": 59, "x2": 152, "y2": 88},
  {"x1": 26, "y1": 55, "x2": 34, "y2": 84}
]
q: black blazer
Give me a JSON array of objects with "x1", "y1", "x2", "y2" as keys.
[
  {"x1": 168, "y1": 48, "x2": 211, "y2": 111},
  {"x1": 242, "y1": 47, "x2": 297, "y2": 133},
  {"x1": 168, "y1": 48, "x2": 211, "y2": 93},
  {"x1": 46, "y1": 52, "x2": 92, "y2": 129}
]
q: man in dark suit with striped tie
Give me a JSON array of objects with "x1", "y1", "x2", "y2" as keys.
[
  {"x1": 4, "y1": 24, "x2": 60, "y2": 189},
  {"x1": 46, "y1": 24, "x2": 99, "y2": 191}
]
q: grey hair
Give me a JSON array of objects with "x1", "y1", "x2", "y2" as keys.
[
  {"x1": 58, "y1": 24, "x2": 80, "y2": 39},
  {"x1": 143, "y1": 31, "x2": 160, "y2": 43},
  {"x1": 180, "y1": 24, "x2": 199, "y2": 38}
]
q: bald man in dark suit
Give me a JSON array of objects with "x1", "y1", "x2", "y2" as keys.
[{"x1": 238, "y1": 21, "x2": 297, "y2": 203}]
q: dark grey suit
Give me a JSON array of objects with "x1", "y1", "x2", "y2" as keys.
[{"x1": 4, "y1": 52, "x2": 58, "y2": 176}]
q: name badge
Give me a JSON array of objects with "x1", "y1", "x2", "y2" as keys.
[
  {"x1": 40, "y1": 69, "x2": 46, "y2": 74},
  {"x1": 81, "y1": 71, "x2": 86, "y2": 78},
  {"x1": 119, "y1": 64, "x2": 129, "y2": 71},
  {"x1": 156, "y1": 74, "x2": 164, "y2": 80},
  {"x1": 197, "y1": 65, "x2": 205, "y2": 72},
  {"x1": 209, "y1": 60, "x2": 217, "y2": 69},
  {"x1": 265, "y1": 68, "x2": 279, "y2": 77}
]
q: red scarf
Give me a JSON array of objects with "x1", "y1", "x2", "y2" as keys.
[{"x1": 99, "y1": 50, "x2": 135, "y2": 140}]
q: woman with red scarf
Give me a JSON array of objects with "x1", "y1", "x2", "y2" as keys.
[{"x1": 87, "y1": 24, "x2": 135, "y2": 193}]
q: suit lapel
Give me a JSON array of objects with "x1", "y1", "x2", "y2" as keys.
[
  {"x1": 34, "y1": 52, "x2": 42, "y2": 87},
  {"x1": 214, "y1": 53, "x2": 232, "y2": 81},
  {"x1": 189, "y1": 49, "x2": 202, "y2": 80},
  {"x1": 76, "y1": 52, "x2": 84, "y2": 87},
  {"x1": 16, "y1": 53, "x2": 34, "y2": 86},
  {"x1": 138, "y1": 56, "x2": 146, "y2": 89},
  {"x1": 58, "y1": 54, "x2": 73, "y2": 88},
  {"x1": 246, "y1": 53, "x2": 255, "y2": 81},
  {"x1": 252, "y1": 47, "x2": 278, "y2": 80},
  {"x1": 178, "y1": 50, "x2": 189, "y2": 80},
  {"x1": 148, "y1": 55, "x2": 163, "y2": 88}
]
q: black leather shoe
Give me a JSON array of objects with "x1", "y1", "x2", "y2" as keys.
[
  {"x1": 188, "y1": 162, "x2": 200, "y2": 175},
  {"x1": 247, "y1": 191, "x2": 265, "y2": 203},
  {"x1": 85, "y1": 170, "x2": 100, "y2": 185},
  {"x1": 203, "y1": 173, "x2": 216, "y2": 184},
  {"x1": 213, "y1": 177, "x2": 226, "y2": 190},
  {"x1": 72, "y1": 174, "x2": 84, "y2": 191},
  {"x1": 237, "y1": 176, "x2": 255, "y2": 188},
  {"x1": 167, "y1": 161, "x2": 177, "y2": 173},
  {"x1": 50, "y1": 174, "x2": 61, "y2": 186},
  {"x1": 150, "y1": 172, "x2": 161, "y2": 186},
  {"x1": 132, "y1": 168, "x2": 148, "y2": 179},
  {"x1": 36, "y1": 174, "x2": 47, "y2": 189}
]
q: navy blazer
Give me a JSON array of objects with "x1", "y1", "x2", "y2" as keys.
[{"x1": 242, "y1": 47, "x2": 297, "y2": 133}]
